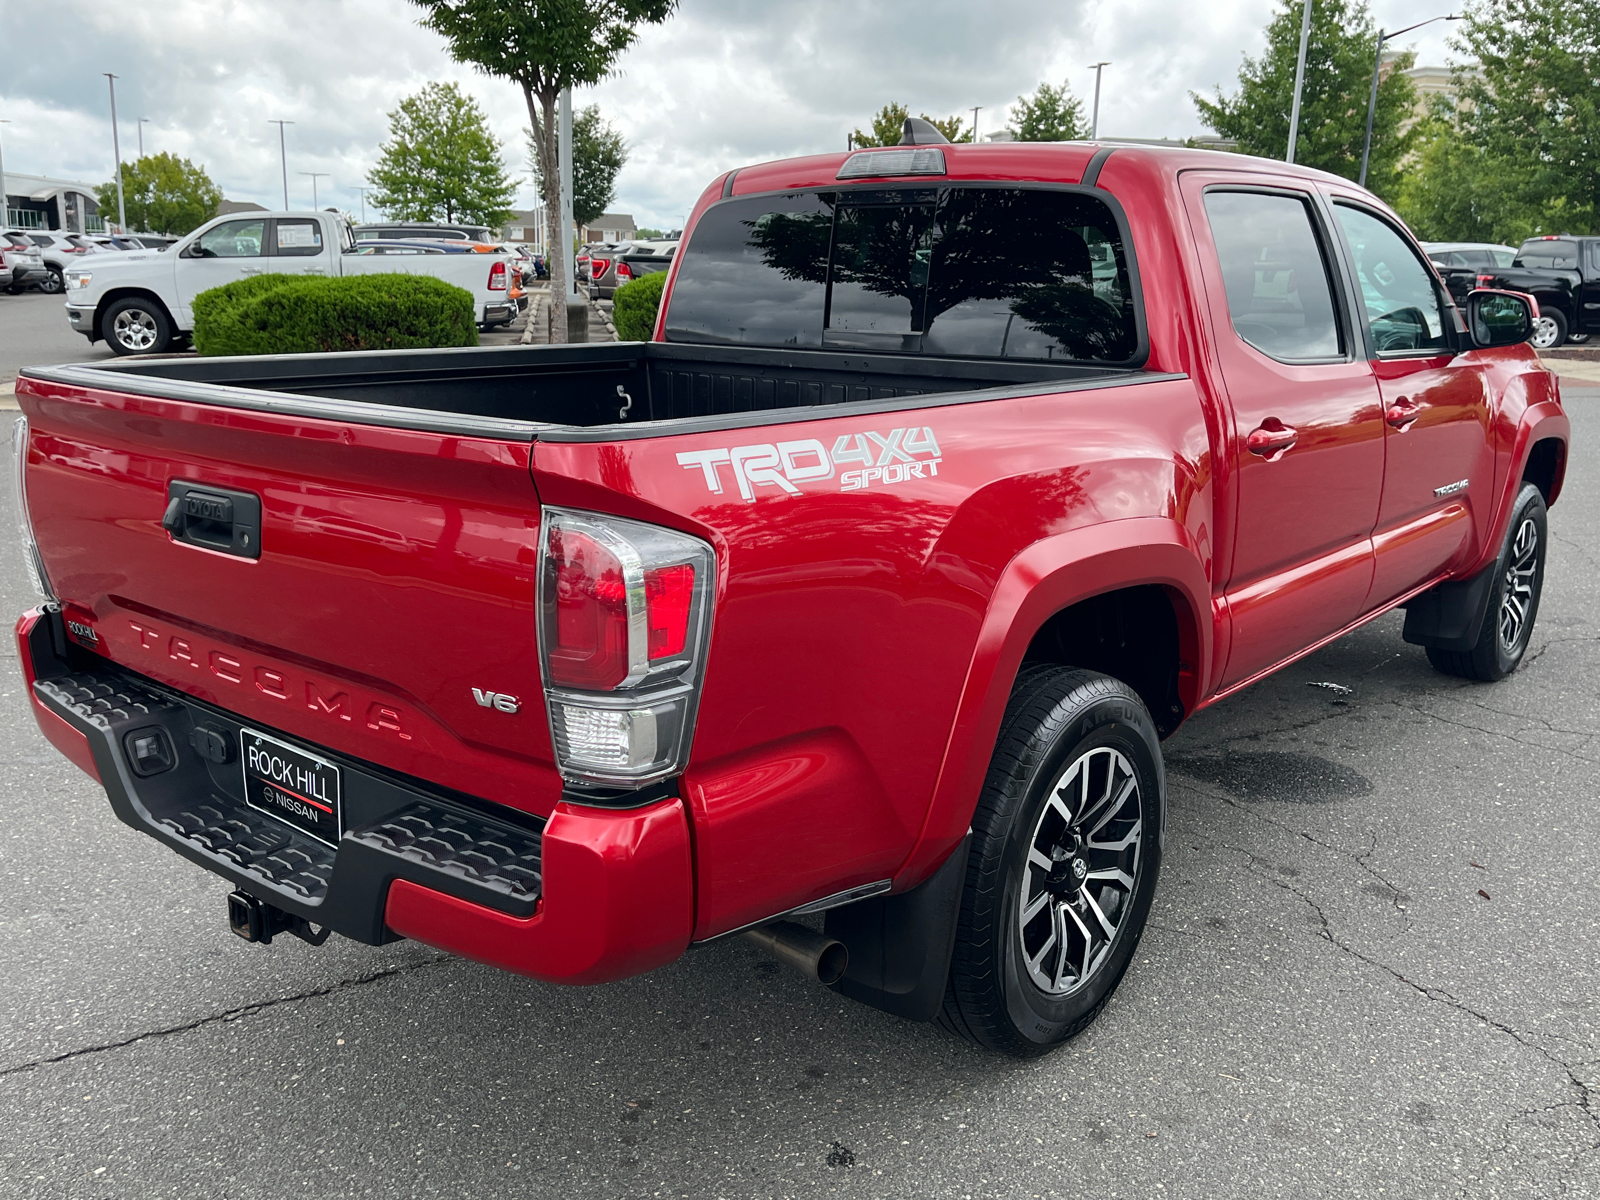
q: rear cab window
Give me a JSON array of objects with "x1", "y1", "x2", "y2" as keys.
[
  {"x1": 1516, "y1": 240, "x2": 1579, "y2": 270},
  {"x1": 665, "y1": 185, "x2": 1142, "y2": 364}
]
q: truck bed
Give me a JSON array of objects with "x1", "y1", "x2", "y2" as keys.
[{"x1": 23, "y1": 343, "x2": 1131, "y2": 439}]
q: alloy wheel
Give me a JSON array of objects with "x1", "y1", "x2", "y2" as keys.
[
  {"x1": 38, "y1": 268, "x2": 64, "y2": 296},
  {"x1": 1498, "y1": 516, "x2": 1539, "y2": 652},
  {"x1": 1018, "y1": 745, "x2": 1144, "y2": 996},
  {"x1": 112, "y1": 308, "x2": 159, "y2": 352}
]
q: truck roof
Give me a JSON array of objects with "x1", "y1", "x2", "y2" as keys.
[{"x1": 722, "y1": 141, "x2": 1366, "y2": 198}]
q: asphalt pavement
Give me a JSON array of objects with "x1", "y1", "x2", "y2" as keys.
[
  {"x1": 0, "y1": 290, "x2": 116, "y2": 381},
  {"x1": 0, "y1": 371, "x2": 1597, "y2": 1198}
]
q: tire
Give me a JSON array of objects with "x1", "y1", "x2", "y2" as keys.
[
  {"x1": 1426, "y1": 481, "x2": 1547, "y2": 682},
  {"x1": 37, "y1": 266, "x2": 65, "y2": 296},
  {"x1": 939, "y1": 666, "x2": 1163, "y2": 1056},
  {"x1": 1529, "y1": 308, "x2": 1568, "y2": 350},
  {"x1": 101, "y1": 297, "x2": 173, "y2": 355}
]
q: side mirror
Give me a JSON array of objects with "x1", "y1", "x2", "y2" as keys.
[{"x1": 1466, "y1": 289, "x2": 1535, "y2": 348}]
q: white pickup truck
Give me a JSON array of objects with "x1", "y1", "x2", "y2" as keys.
[{"x1": 62, "y1": 210, "x2": 520, "y2": 354}]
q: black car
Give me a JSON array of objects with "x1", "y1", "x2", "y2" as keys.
[{"x1": 1430, "y1": 236, "x2": 1600, "y2": 349}]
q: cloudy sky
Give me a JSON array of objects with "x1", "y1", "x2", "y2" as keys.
[{"x1": 3, "y1": 0, "x2": 1465, "y2": 230}]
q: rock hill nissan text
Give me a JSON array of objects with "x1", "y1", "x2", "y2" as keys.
[{"x1": 15, "y1": 128, "x2": 1565, "y2": 1055}]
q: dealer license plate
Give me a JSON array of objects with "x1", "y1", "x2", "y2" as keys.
[{"x1": 241, "y1": 728, "x2": 343, "y2": 847}]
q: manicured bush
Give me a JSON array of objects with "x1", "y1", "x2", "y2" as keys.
[
  {"x1": 193, "y1": 273, "x2": 479, "y2": 356},
  {"x1": 611, "y1": 271, "x2": 667, "y2": 342}
]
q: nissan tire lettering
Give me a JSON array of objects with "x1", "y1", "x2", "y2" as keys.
[{"x1": 676, "y1": 427, "x2": 940, "y2": 501}]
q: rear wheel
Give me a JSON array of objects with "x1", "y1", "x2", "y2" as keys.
[
  {"x1": 37, "y1": 266, "x2": 65, "y2": 296},
  {"x1": 102, "y1": 297, "x2": 173, "y2": 355},
  {"x1": 1530, "y1": 309, "x2": 1568, "y2": 350},
  {"x1": 1426, "y1": 482, "x2": 1547, "y2": 682},
  {"x1": 940, "y1": 667, "x2": 1163, "y2": 1056}
]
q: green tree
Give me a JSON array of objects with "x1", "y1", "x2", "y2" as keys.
[
  {"x1": 1453, "y1": 0, "x2": 1600, "y2": 233},
  {"x1": 93, "y1": 153, "x2": 221, "y2": 235},
  {"x1": 1008, "y1": 80, "x2": 1087, "y2": 142},
  {"x1": 367, "y1": 81, "x2": 518, "y2": 227},
  {"x1": 851, "y1": 103, "x2": 972, "y2": 147},
  {"x1": 1192, "y1": 0, "x2": 1417, "y2": 197},
  {"x1": 412, "y1": 0, "x2": 677, "y2": 343},
  {"x1": 527, "y1": 103, "x2": 626, "y2": 230}
]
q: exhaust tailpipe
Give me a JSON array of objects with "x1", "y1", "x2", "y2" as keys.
[{"x1": 740, "y1": 920, "x2": 849, "y2": 985}]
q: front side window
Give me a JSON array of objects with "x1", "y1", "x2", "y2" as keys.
[
  {"x1": 1334, "y1": 204, "x2": 1449, "y2": 354},
  {"x1": 195, "y1": 220, "x2": 265, "y2": 258},
  {"x1": 1203, "y1": 190, "x2": 1343, "y2": 362},
  {"x1": 665, "y1": 186, "x2": 1139, "y2": 363}
]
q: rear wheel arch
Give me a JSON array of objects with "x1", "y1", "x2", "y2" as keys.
[{"x1": 896, "y1": 519, "x2": 1211, "y2": 891}]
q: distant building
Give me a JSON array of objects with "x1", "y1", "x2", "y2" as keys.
[
  {"x1": 582, "y1": 213, "x2": 636, "y2": 243},
  {"x1": 3, "y1": 172, "x2": 104, "y2": 233},
  {"x1": 215, "y1": 199, "x2": 268, "y2": 217},
  {"x1": 1384, "y1": 52, "x2": 1481, "y2": 129},
  {"x1": 504, "y1": 207, "x2": 547, "y2": 251}
]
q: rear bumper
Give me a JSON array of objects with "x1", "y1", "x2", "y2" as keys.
[
  {"x1": 482, "y1": 302, "x2": 514, "y2": 324},
  {"x1": 10, "y1": 264, "x2": 45, "y2": 286},
  {"x1": 17, "y1": 607, "x2": 693, "y2": 985}
]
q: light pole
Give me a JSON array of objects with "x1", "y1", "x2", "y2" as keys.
[
  {"x1": 299, "y1": 171, "x2": 329, "y2": 208},
  {"x1": 355, "y1": 186, "x2": 371, "y2": 222},
  {"x1": 137, "y1": 117, "x2": 150, "y2": 158},
  {"x1": 1286, "y1": 0, "x2": 1314, "y2": 163},
  {"x1": 970, "y1": 105, "x2": 982, "y2": 143},
  {"x1": 0, "y1": 120, "x2": 9, "y2": 228},
  {"x1": 1359, "y1": 13, "x2": 1459, "y2": 186},
  {"x1": 104, "y1": 73, "x2": 126, "y2": 232},
  {"x1": 268, "y1": 120, "x2": 293, "y2": 209},
  {"x1": 1088, "y1": 62, "x2": 1110, "y2": 139}
]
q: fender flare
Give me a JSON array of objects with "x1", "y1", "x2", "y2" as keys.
[
  {"x1": 892, "y1": 516, "x2": 1212, "y2": 888},
  {"x1": 1484, "y1": 399, "x2": 1568, "y2": 571}
]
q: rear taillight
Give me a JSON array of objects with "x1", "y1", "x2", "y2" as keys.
[
  {"x1": 1476, "y1": 274, "x2": 1495, "y2": 289},
  {"x1": 590, "y1": 257, "x2": 611, "y2": 280},
  {"x1": 488, "y1": 260, "x2": 508, "y2": 290},
  {"x1": 12, "y1": 417, "x2": 55, "y2": 601},
  {"x1": 616, "y1": 261, "x2": 633, "y2": 282},
  {"x1": 538, "y1": 509, "x2": 715, "y2": 787}
]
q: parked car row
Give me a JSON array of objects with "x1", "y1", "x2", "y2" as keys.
[
  {"x1": 579, "y1": 238, "x2": 678, "y2": 299},
  {"x1": 1424, "y1": 237, "x2": 1600, "y2": 348},
  {"x1": 2, "y1": 229, "x2": 178, "y2": 295}
]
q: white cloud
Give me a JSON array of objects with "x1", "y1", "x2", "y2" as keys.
[{"x1": 1, "y1": 0, "x2": 1471, "y2": 232}]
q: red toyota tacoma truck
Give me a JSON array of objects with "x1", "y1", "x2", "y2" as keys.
[{"x1": 13, "y1": 132, "x2": 1567, "y2": 1056}]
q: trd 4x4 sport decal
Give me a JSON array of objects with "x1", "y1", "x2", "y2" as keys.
[{"x1": 676, "y1": 427, "x2": 941, "y2": 502}]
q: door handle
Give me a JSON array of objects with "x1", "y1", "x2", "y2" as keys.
[
  {"x1": 1246, "y1": 419, "x2": 1298, "y2": 461},
  {"x1": 240, "y1": 267, "x2": 263, "y2": 276},
  {"x1": 1385, "y1": 396, "x2": 1419, "y2": 431}
]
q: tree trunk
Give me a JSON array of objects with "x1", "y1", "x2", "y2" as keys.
[{"x1": 524, "y1": 83, "x2": 566, "y2": 344}]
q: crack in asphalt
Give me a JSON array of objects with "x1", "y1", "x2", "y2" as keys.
[
  {"x1": 0, "y1": 954, "x2": 451, "y2": 1081},
  {"x1": 1222, "y1": 846, "x2": 1600, "y2": 1166},
  {"x1": 1392, "y1": 698, "x2": 1600, "y2": 769}
]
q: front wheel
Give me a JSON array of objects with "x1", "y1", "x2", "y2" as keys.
[
  {"x1": 940, "y1": 667, "x2": 1163, "y2": 1056},
  {"x1": 1530, "y1": 309, "x2": 1568, "y2": 350},
  {"x1": 1426, "y1": 481, "x2": 1547, "y2": 681},
  {"x1": 102, "y1": 297, "x2": 173, "y2": 355}
]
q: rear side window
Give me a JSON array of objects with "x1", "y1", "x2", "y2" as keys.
[
  {"x1": 1203, "y1": 190, "x2": 1343, "y2": 362},
  {"x1": 1516, "y1": 240, "x2": 1579, "y2": 270},
  {"x1": 274, "y1": 219, "x2": 325, "y2": 256},
  {"x1": 665, "y1": 186, "x2": 1140, "y2": 363}
]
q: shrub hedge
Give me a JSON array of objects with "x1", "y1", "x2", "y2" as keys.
[
  {"x1": 611, "y1": 271, "x2": 667, "y2": 342},
  {"x1": 192, "y1": 273, "x2": 479, "y2": 356}
]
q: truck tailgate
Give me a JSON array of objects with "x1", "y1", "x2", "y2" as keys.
[{"x1": 18, "y1": 377, "x2": 561, "y2": 819}]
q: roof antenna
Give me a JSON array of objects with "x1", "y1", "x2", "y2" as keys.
[{"x1": 898, "y1": 117, "x2": 951, "y2": 146}]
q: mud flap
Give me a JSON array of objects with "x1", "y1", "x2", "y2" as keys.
[
  {"x1": 825, "y1": 833, "x2": 971, "y2": 1022},
  {"x1": 1402, "y1": 560, "x2": 1497, "y2": 652}
]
